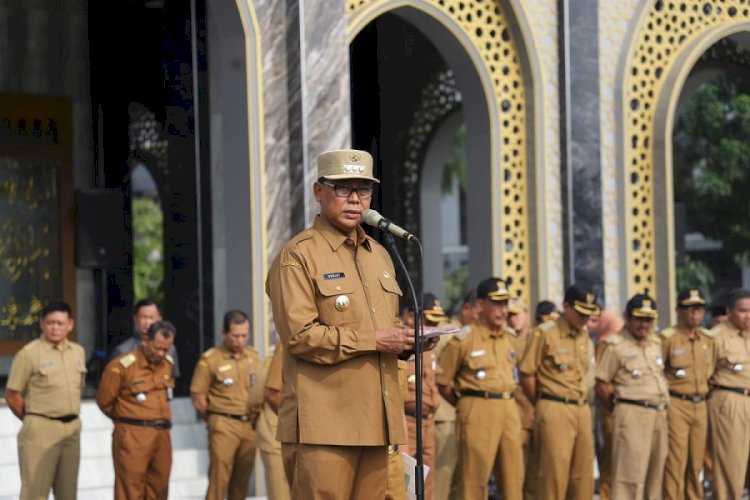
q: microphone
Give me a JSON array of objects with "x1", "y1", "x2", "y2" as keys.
[{"x1": 362, "y1": 209, "x2": 416, "y2": 241}]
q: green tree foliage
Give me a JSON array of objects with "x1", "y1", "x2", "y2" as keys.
[
  {"x1": 675, "y1": 256, "x2": 714, "y2": 303},
  {"x1": 674, "y1": 76, "x2": 750, "y2": 267},
  {"x1": 442, "y1": 123, "x2": 467, "y2": 194},
  {"x1": 132, "y1": 197, "x2": 164, "y2": 304}
]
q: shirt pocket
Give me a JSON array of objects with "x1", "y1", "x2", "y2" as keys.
[
  {"x1": 550, "y1": 351, "x2": 574, "y2": 372},
  {"x1": 378, "y1": 275, "x2": 403, "y2": 315},
  {"x1": 623, "y1": 358, "x2": 644, "y2": 378},
  {"x1": 129, "y1": 377, "x2": 156, "y2": 398},
  {"x1": 314, "y1": 278, "x2": 362, "y2": 326}
]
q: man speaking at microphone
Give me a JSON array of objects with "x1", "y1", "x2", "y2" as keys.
[{"x1": 266, "y1": 148, "x2": 435, "y2": 498}]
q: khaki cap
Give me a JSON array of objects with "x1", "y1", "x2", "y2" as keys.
[
  {"x1": 508, "y1": 298, "x2": 528, "y2": 315},
  {"x1": 317, "y1": 149, "x2": 379, "y2": 183}
]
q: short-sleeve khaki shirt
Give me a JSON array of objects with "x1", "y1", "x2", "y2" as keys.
[
  {"x1": 96, "y1": 348, "x2": 174, "y2": 421},
  {"x1": 710, "y1": 320, "x2": 750, "y2": 389},
  {"x1": 190, "y1": 344, "x2": 262, "y2": 416},
  {"x1": 404, "y1": 352, "x2": 441, "y2": 412},
  {"x1": 518, "y1": 316, "x2": 590, "y2": 399},
  {"x1": 659, "y1": 325, "x2": 715, "y2": 395},
  {"x1": 437, "y1": 319, "x2": 518, "y2": 394},
  {"x1": 6, "y1": 337, "x2": 86, "y2": 417},
  {"x1": 595, "y1": 330, "x2": 669, "y2": 402}
]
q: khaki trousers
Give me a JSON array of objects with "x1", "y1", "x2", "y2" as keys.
[
  {"x1": 282, "y1": 443, "x2": 387, "y2": 499},
  {"x1": 406, "y1": 415, "x2": 436, "y2": 500},
  {"x1": 708, "y1": 389, "x2": 750, "y2": 499},
  {"x1": 206, "y1": 414, "x2": 256, "y2": 500},
  {"x1": 260, "y1": 446, "x2": 290, "y2": 500},
  {"x1": 456, "y1": 396, "x2": 523, "y2": 499},
  {"x1": 113, "y1": 423, "x2": 172, "y2": 500},
  {"x1": 17, "y1": 415, "x2": 81, "y2": 500},
  {"x1": 386, "y1": 447, "x2": 406, "y2": 500},
  {"x1": 611, "y1": 404, "x2": 667, "y2": 500},
  {"x1": 529, "y1": 399, "x2": 594, "y2": 500},
  {"x1": 663, "y1": 398, "x2": 707, "y2": 500},
  {"x1": 597, "y1": 405, "x2": 614, "y2": 500},
  {"x1": 434, "y1": 419, "x2": 458, "y2": 500}
]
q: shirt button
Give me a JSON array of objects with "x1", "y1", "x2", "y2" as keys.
[
  {"x1": 372, "y1": 308, "x2": 376, "y2": 313},
  {"x1": 384, "y1": 390, "x2": 389, "y2": 397}
]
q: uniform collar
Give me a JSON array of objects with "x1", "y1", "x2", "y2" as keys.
[
  {"x1": 137, "y1": 346, "x2": 167, "y2": 370},
  {"x1": 715, "y1": 319, "x2": 746, "y2": 338},
  {"x1": 476, "y1": 317, "x2": 507, "y2": 338},
  {"x1": 674, "y1": 324, "x2": 699, "y2": 340},
  {"x1": 39, "y1": 335, "x2": 71, "y2": 350},
  {"x1": 219, "y1": 343, "x2": 248, "y2": 359},
  {"x1": 558, "y1": 316, "x2": 583, "y2": 338},
  {"x1": 621, "y1": 329, "x2": 657, "y2": 346},
  {"x1": 314, "y1": 216, "x2": 372, "y2": 252}
]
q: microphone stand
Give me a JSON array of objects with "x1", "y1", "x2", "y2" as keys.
[{"x1": 382, "y1": 232, "x2": 425, "y2": 500}]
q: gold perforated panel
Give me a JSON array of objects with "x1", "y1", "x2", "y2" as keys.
[
  {"x1": 348, "y1": 0, "x2": 530, "y2": 300},
  {"x1": 625, "y1": 0, "x2": 750, "y2": 296}
]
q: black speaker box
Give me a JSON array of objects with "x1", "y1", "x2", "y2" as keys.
[{"x1": 75, "y1": 188, "x2": 126, "y2": 269}]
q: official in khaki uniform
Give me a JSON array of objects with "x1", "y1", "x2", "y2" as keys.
[
  {"x1": 507, "y1": 298, "x2": 534, "y2": 466},
  {"x1": 660, "y1": 289, "x2": 714, "y2": 500},
  {"x1": 190, "y1": 310, "x2": 262, "y2": 500},
  {"x1": 438, "y1": 277, "x2": 524, "y2": 499},
  {"x1": 5, "y1": 301, "x2": 85, "y2": 500},
  {"x1": 265, "y1": 149, "x2": 434, "y2": 499},
  {"x1": 708, "y1": 288, "x2": 750, "y2": 499},
  {"x1": 518, "y1": 285, "x2": 598, "y2": 500},
  {"x1": 385, "y1": 359, "x2": 409, "y2": 500},
  {"x1": 402, "y1": 293, "x2": 447, "y2": 500},
  {"x1": 97, "y1": 320, "x2": 176, "y2": 500},
  {"x1": 260, "y1": 342, "x2": 292, "y2": 500},
  {"x1": 595, "y1": 294, "x2": 669, "y2": 500}
]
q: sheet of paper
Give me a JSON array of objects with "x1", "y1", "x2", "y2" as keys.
[
  {"x1": 402, "y1": 452, "x2": 430, "y2": 499},
  {"x1": 421, "y1": 327, "x2": 460, "y2": 339}
]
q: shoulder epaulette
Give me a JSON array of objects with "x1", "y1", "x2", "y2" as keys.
[
  {"x1": 21, "y1": 339, "x2": 39, "y2": 352},
  {"x1": 455, "y1": 326, "x2": 472, "y2": 340},
  {"x1": 699, "y1": 326, "x2": 716, "y2": 338},
  {"x1": 659, "y1": 327, "x2": 676, "y2": 339},
  {"x1": 290, "y1": 230, "x2": 315, "y2": 246},
  {"x1": 506, "y1": 325, "x2": 518, "y2": 336},
  {"x1": 119, "y1": 353, "x2": 136, "y2": 368},
  {"x1": 165, "y1": 354, "x2": 174, "y2": 364},
  {"x1": 202, "y1": 348, "x2": 216, "y2": 358},
  {"x1": 607, "y1": 334, "x2": 623, "y2": 345}
]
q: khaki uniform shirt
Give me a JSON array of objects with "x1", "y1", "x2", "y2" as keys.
[
  {"x1": 96, "y1": 348, "x2": 174, "y2": 421},
  {"x1": 404, "y1": 352, "x2": 441, "y2": 413},
  {"x1": 190, "y1": 344, "x2": 262, "y2": 416},
  {"x1": 433, "y1": 333, "x2": 456, "y2": 422},
  {"x1": 265, "y1": 216, "x2": 405, "y2": 446},
  {"x1": 595, "y1": 331, "x2": 669, "y2": 402},
  {"x1": 510, "y1": 331, "x2": 535, "y2": 430},
  {"x1": 257, "y1": 346, "x2": 280, "y2": 454},
  {"x1": 7, "y1": 337, "x2": 86, "y2": 417},
  {"x1": 710, "y1": 320, "x2": 750, "y2": 389},
  {"x1": 660, "y1": 325, "x2": 715, "y2": 395},
  {"x1": 518, "y1": 317, "x2": 590, "y2": 399},
  {"x1": 437, "y1": 319, "x2": 518, "y2": 393}
]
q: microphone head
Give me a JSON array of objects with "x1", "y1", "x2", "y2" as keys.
[{"x1": 362, "y1": 209, "x2": 381, "y2": 226}]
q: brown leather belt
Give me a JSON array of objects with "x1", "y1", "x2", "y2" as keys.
[
  {"x1": 714, "y1": 384, "x2": 750, "y2": 397},
  {"x1": 539, "y1": 392, "x2": 587, "y2": 406},
  {"x1": 26, "y1": 412, "x2": 78, "y2": 423},
  {"x1": 669, "y1": 390, "x2": 706, "y2": 403},
  {"x1": 207, "y1": 411, "x2": 252, "y2": 422},
  {"x1": 115, "y1": 417, "x2": 172, "y2": 429},
  {"x1": 404, "y1": 408, "x2": 435, "y2": 419},
  {"x1": 460, "y1": 389, "x2": 514, "y2": 400},
  {"x1": 616, "y1": 398, "x2": 667, "y2": 411}
]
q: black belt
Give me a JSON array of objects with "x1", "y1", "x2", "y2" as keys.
[
  {"x1": 713, "y1": 384, "x2": 750, "y2": 397},
  {"x1": 539, "y1": 392, "x2": 587, "y2": 406},
  {"x1": 25, "y1": 412, "x2": 78, "y2": 423},
  {"x1": 669, "y1": 390, "x2": 706, "y2": 403},
  {"x1": 616, "y1": 398, "x2": 667, "y2": 411},
  {"x1": 460, "y1": 389, "x2": 514, "y2": 400},
  {"x1": 404, "y1": 408, "x2": 435, "y2": 420},
  {"x1": 115, "y1": 418, "x2": 172, "y2": 429},
  {"x1": 207, "y1": 411, "x2": 252, "y2": 422}
]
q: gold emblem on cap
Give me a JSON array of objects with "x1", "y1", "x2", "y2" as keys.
[
  {"x1": 334, "y1": 295, "x2": 351, "y2": 311},
  {"x1": 641, "y1": 299, "x2": 653, "y2": 310},
  {"x1": 586, "y1": 293, "x2": 595, "y2": 304},
  {"x1": 690, "y1": 290, "x2": 699, "y2": 297},
  {"x1": 349, "y1": 153, "x2": 361, "y2": 164}
]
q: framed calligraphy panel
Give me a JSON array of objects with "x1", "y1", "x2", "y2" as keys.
[{"x1": 0, "y1": 94, "x2": 75, "y2": 354}]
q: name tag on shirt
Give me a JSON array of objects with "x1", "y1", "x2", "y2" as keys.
[
  {"x1": 40, "y1": 360, "x2": 54, "y2": 368},
  {"x1": 218, "y1": 364, "x2": 232, "y2": 372},
  {"x1": 470, "y1": 349, "x2": 486, "y2": 358},
  {"x1": 323, "y1": 272, "x2": 345, "y2": 280},
  {"x1": 672, "y1": 348, "x2": 685, "y2": 356}
]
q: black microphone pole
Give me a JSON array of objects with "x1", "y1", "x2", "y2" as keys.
[{"x1": 382, "y1": 231, "x2": 425, "y2": 500}]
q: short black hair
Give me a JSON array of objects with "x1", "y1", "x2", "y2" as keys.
[
  {"x1": 134, "y1": 298, "x2": 161, "y2": 315},
  {"x1": 728, "y1": 289, "x2": 750, "y2": 310},
  {"x1": 146, "y1": 320, "x2": 176, "y2": 340},
  {"x1": 222, "y1": 309, "x2": 250, "y2": 332},
  {"x1": 41, "y1": 300, "x2": 72, "y2": 319}
]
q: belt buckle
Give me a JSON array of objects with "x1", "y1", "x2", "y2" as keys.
[
  {"x1": 691, "y1": 395, "x2": 701, "y2": 403},
  {"x1": 657, "y1": 402, "x2": 666, "y2": 411},
  {"x1": 577, "y1": 399, "x2": 586, "y2": 406},
  {"x1": 387, "y1": 444, "x2": 399, "y2": 456},
  {"x1": 239, "y1": 415, "x2": 249, "y2": 422},
  {"x1": 502, "y1": 392, "x2": 511, "y2": 400}
]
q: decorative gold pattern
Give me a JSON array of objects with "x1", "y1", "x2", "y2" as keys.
[
  {"x1": 347, "y1": 0, "x2": 530, "y2": 299},
  {"x1": 625, "y1": 0, "x2": 750, "y2": 296}
]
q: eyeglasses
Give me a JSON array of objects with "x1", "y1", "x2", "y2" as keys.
[{"x1": 321, "y1": 181, "x2": 375, "y2": 199}]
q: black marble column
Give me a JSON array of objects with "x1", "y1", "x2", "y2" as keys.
[{"x1": 560, "y1": 0, "x2": 605, "y2": 301}]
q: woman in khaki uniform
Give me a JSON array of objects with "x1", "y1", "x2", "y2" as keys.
[
  {"x1": 190, "y1": 310, "x2": 262, "y2": 500},
  {"x1": 595, "y1": 294, "x2": 669, "y2": 500}
]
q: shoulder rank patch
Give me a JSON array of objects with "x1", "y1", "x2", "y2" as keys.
[
  {"x1": 699, "y1": 326, "x2": 716, "y2": 338},
  {"x1": 607, "y1": 334, "x2": 623, "y2": 345},
  {"x1": 456, "y1": 326, "x2": 472, "y2": 340},
  {"x1": 281, "y1": 260, "x2": 302, "y2": 270},
  {"x1": 197, "y1": 360, "x2": 208, "y2": 368},
  {"x1": 505, "y1": 325, "x2": 517, "y2": 336},
  {"x1": 119, "y1": 353, "x2": 136, "y2": 368},
  {"x1": 202, "y1": 348, "x2": 216, "y2": 358},
  {"x1": 538, "y1": 320, "x2": 555, "y2": 333},
  {"x1": 659, "y1": 327, "x2": 676, "y2": 339},
  {"x1": 110, "y1": 366, "x2": 121, "y2": 374},
  {"x1": 165, "y1": 354, "x2": 174, "y2": 364}
]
